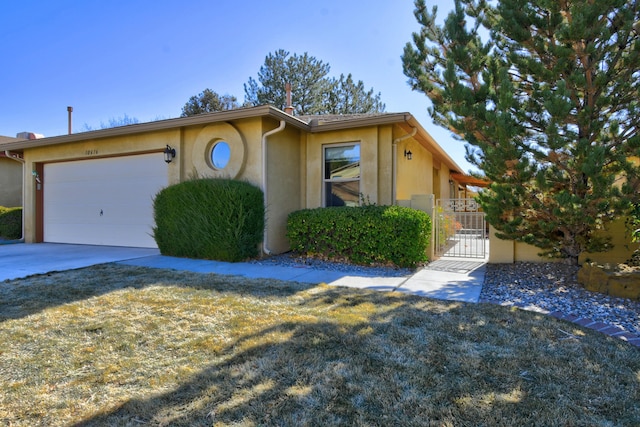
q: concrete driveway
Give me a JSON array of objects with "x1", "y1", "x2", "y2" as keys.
[{"x1": 0, "y1": 243, "x2": 160, "y2": 282}]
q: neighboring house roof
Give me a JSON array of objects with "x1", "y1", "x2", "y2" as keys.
[
  {"x1": 0, "y1": 135, "x2": 25, "y2": 159},
  {"x1": 0, "y1": 135, "x2": 23, "y2": 144},
  {"x1": 0, "y1": 105, "x2": 467, "y2": 175}
]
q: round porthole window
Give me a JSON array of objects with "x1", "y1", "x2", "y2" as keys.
[{"x1": 211, "y1": 141, "x2": 231, "y2": 170}]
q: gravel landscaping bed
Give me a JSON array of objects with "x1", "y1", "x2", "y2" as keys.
[
  {"x1": 480, "y1": 262, "x2": 640, "y2": 336},
  {"x1": 252, "y1": 254, "x2": 640, "y2": 336}
]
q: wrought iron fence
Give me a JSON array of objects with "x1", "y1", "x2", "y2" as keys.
[{"x1": 434, "y1": 198, "x2": 487, "y2": 259}]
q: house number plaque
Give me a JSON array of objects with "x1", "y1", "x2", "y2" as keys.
[{"x1": 85, "y1": 149, "x2": 99, "y2": 156}]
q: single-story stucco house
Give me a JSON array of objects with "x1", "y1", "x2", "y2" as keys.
[{"x1": 0, "y1": 105, "x2": 482, "y2": 256}]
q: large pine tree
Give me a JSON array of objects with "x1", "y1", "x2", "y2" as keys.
[
  {"x1": 403, "y1": 0, "x2": 640, "y2": 264},
  {"x1": 244, "y1": 49, "x2": 385, "y2": 115}
]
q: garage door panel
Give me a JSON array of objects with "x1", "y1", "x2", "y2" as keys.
[
  {"x1": 44, "y1": 204, "x2": 155, "y2": 226},
  {"x1": 44, "y1": 223, "x2": 156, "y2": 247},
  {"x1": 44, "y1": 153, "x2": 167, "y2": 248}
]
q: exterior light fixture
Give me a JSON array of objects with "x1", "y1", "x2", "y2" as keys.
[
  {"x1": 164, "y1": 145, "x2": 176, "y2": 163},
  {"x1": 404, "y1": 149, "x2": 413, "y2": 160}
]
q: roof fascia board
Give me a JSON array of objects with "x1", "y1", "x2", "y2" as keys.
[
  {"x1": 307, "y1": 113, "x2": 411, "y2": 132},
  {"x1": 0, "y1": 105, "x2": 310, "y2": 152}
]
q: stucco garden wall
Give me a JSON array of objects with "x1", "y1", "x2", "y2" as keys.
[{"x1": 488, "y1": 218, "x2": 635, "y2": 265}]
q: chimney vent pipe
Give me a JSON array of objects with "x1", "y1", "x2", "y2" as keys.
[
  {"x1": 284, "y1": 83, "x2": 294, "y2": 115},
  {"x1": 67, "y1": 106, "x2": 73, "y2": 134}
]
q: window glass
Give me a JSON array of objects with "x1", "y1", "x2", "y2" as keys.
[
  {"x1": 324, "y1": 145, "x2": 360, "y2": 180},
  {"x1": 211, "y1": 141, "x2": 231, "y2": 169},
  {"x1": 323, "y1": 144, "x2": 360, "y2": 207}
]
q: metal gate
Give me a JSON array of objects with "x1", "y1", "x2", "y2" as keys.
[{"x1": 435, "y1": 198, "x2": 487, "y2": 259}]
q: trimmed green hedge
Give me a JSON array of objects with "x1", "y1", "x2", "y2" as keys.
[
  {"x1": 0, "y1": 206, "x2": 22, "y2": 240},
  {"x1": 287, "y1": 205, "x2": 431, "y2": 268},
  {"x1": 153, "y1": 178, "x2": 264, "y2": 262}
]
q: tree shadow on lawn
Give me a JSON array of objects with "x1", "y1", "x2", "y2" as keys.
[
  {"x1": 0, "y1": 263, "x2": 315, "y2": 322},
  {"x1": 70, "y1": 280, "x2": 640, "y2": 426},
  {"x1": 2, "y1": 264, "x2": 639, "y2": 426}
]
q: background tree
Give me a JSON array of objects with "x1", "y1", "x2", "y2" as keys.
[
  {"x1": 181, "y1": 89, "x2": 239, "y2": 117},
  {"x1": 323, "y1": 73, "x2": 386, "y2": 114},
  {"x1": 402, "y1": 0, "x2": 640, "y2": 265},
  {"x1": 81, "y1": 114, "x2": 140, "y2": 131},
  {"x1": 244, "y1": 49, "x2": 385, "y2": 115},
  {"x1": 244, "y1": 49, "x2": 331, "y2": 114}
]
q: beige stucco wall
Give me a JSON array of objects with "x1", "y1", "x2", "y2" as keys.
[
  {"x1": 0, "y1": 158, "x2": 22, "y2": 207},
  {"x1": 305, "y1": 126, "x2": 382, "y2": 208},
  {"x1": 489, "y1": 229, "x2": 569, "y2": 264},
  {"x1": 377, "y1": 126, "x2": 394, "y2": 206},
  {"x1": 579, "y1": 218, "x2": 634, "y2": 265},
  {"x1": 264, "y1": 122, "x2": 302, "y2": 253},
  {"x1": 396, "y1": 132, "x2": 432, "y2": 201},
  {"x1": 489, "y1": 218, "x2": 635, "y2": 264},
  {"x1": 303, "y1": 123, "x2": 429, "y2": 209}
]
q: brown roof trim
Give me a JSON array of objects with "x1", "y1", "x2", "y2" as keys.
[
  {"x1": 450, "y1": 172, "x2": 490, "y2": 187},
  {"x1": 0, "y1": 105, "x2": 310, "y2": 152},
  {"x1": 0, "y1": 106, "x2": 476, "y2": 183},
  {"x1": 305, "y1": 113, "x2": 412, "y2": 131}
]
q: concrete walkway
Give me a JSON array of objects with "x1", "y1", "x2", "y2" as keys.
[
  {"x1": 0, "y1": 243, "x2": 485, "y2": 303},
  {"x1": 119, "y1": 254, "x2": 486, "y2": 303}
]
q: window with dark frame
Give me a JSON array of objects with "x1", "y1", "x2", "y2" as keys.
[{"x1": 323, "y1": 143, "x2": 361, "y2": 207}]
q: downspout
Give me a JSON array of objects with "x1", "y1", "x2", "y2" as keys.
[
  {"x1": 261, "y1": 120, "x2": 286, "y2": 255},
  {"x1": 3, "y1": 151, "x2": 25, "y2": 243},
  {"x1": 392, "y1": 126, "x2": 417, "y2": 205}
]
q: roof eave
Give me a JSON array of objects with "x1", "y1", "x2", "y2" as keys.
[
  {"x1": 307, "y1": 113, "x2": 412, "y2": 132},
  {"x1": 0, "y1": 105, "x2": 310, "y2": 152}
]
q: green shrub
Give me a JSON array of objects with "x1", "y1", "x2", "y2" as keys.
[
  {"x1": 153, "y1": 178, "x2": 264, "y2": 262},
  {"x1": 287, "y1": 205, "x2": 431, "y2": 268},
  {"x1": 0, "y1": 206, "x2": 22, "y2": 240}
]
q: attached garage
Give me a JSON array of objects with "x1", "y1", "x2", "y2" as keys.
[{"x1": 43, "y1": 153, "x2": 167, "y2": 248}]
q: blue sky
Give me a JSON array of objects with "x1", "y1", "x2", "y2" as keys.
[{"x1": 1, "y1": 0, "x2": 474, "y2": 172}]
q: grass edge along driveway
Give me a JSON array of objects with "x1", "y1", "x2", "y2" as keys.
[{"x1": 0, "y1": 264, "x2": 638, "y2": 426}]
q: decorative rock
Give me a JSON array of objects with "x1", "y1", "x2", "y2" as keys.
[
  {"x1": 481, "y1": 262, "x2": 640, "y2": 336},
  {"x1": 578, "y1": 263, "x2": 640, "y2": 300}
]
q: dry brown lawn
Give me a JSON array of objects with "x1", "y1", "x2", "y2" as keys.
[{"x1": 0, "y1": 264, "x2": 638, "y2": 426}]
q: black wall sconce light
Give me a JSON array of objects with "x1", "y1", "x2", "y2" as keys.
[
  {"x1": 404, "y1": 149, "x2": 413, "y2": 160},
  {"x1": 164, "y1": 145, "x2": 176, "y2": 163}
]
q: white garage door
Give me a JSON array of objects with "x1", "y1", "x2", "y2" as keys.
[{"x1": 44, "y1": 153, "x2": 168, "y2": 248}]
